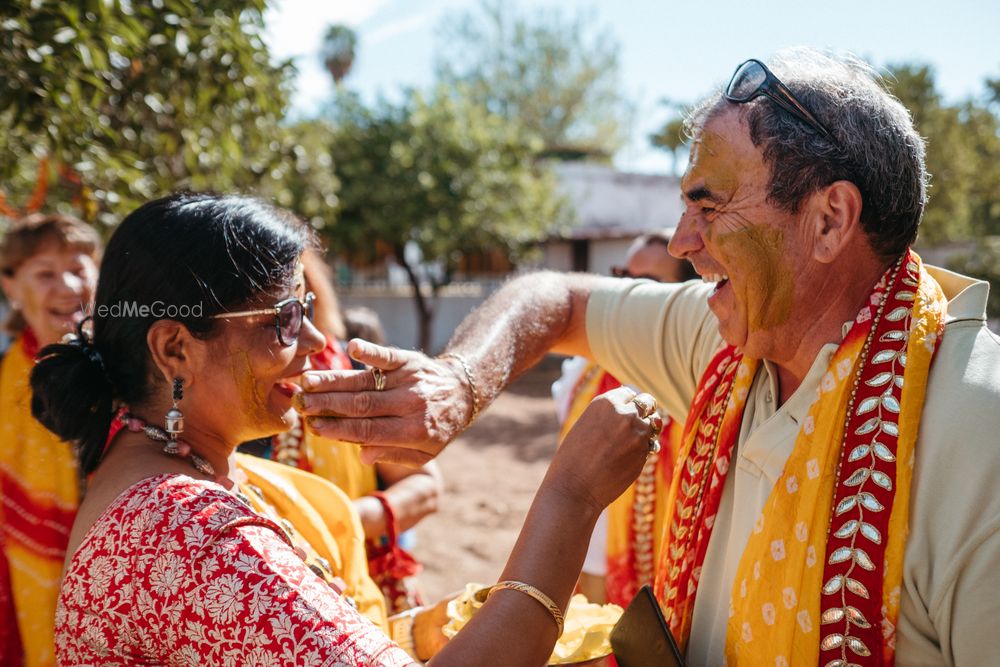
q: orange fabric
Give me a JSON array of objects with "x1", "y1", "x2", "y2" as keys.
[
  {"x1": 234, "y1": 453, "x2": 389, "y2": 629},
  {"x1": 604, "y1": 419, "x2": 681, "y2": 607}
]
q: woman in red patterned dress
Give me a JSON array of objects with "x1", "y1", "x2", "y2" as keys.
[{"x1": 30, "y1": 193, "x2": 655, "y2": 666}]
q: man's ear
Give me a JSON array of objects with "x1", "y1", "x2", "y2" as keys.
[
  {"x1": 808, "y1": 180, "x2": 864, "y2": 264},
  {"x1": 146, "y1": 320, "x2": 204, "y2": 386}
]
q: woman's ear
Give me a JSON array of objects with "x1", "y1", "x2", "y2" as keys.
[
  {"x1": 809, "y1": 180, "x2": 864, "y2": 264},
  {"x1": 146, "y1": 320, "x2": 205, "y2": 385},
  {"x1": 0, "y1": 273, "x2": 23, "y2": 308}
]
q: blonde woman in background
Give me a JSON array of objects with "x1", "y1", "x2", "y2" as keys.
[{"x1": 0, "y1": 213, "x2": 100, "y2": 666}]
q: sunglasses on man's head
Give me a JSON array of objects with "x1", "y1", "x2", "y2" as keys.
[
  {"x1": 725, "y1": 59, "x2": 838, "y2": 146},
  {"x1": 211, "y1": 292, "x2": 316, "y2": 346}
]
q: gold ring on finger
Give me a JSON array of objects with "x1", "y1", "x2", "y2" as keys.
[
  {"x1": 631, "y1": 392, "x2": 656, "y2": 419},
  {"x1": 371, "y1": 367, "x2": 387, "y2": 392}
]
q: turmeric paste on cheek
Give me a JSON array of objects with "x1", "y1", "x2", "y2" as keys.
[
  {"x1": 714, "y1": 226, "x2": 796, "y2": 332},
  {"x1": 229, "y1": 348, "x2": 272, "y2": 429}
]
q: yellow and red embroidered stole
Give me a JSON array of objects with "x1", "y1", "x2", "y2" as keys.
[
  {"x1": 0, "y1": 332, "x2": 80, "y2": 667},
  {"x1": 654, "y1": 251, "x2": 946, "y2": 666}
]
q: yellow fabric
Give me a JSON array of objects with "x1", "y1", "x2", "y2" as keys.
[
  {"x1": 234, "y1": 453, "x2": 388, "y2": 628},
  {"x1": 605, "y1": 420, "x2": 681, "y2": 578},
  {"x1": 0, "y1": 336, "x2": 79, "y2": 667},
  {"x1": 559, "y1": 361, "x2": 684, "y2": 603},
  {"x1": 657, "y1": 350, "x2": 757, "y2": 645},
  {"x1": 724, "y1": 259, "x2": 946, "y2": 665},
  {"x1": 557, "y1": 363, "x2": 604, "y2": 443},
  {"x1": 305, "y1": 431, "x2": 379, "y2": 500}
]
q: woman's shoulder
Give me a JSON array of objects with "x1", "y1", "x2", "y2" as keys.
[{"x1": 75, "y1": 474, "x2": 279, "y2": 559}]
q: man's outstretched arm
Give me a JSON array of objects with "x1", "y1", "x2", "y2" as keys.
[{"x1": 296, "y1": 271, "x2": 605, "y2": 465}]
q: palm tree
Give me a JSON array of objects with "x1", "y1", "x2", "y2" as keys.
[{"x1": 322, "y1": 24, "x2": 357, "y2": 86}]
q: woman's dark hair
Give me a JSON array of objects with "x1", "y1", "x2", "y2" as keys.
[{"x1": 30, "y1": 193, "x2": 313, "y2": 474}]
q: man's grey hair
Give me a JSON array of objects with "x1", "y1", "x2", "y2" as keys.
[{"x1": 685, "y1": 48, "x2": 928, "y2": 260}]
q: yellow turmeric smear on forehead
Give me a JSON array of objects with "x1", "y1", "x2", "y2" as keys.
[
  {"x1": 687, "y1": 133, "x2": 739, "y2": 197},
  {"x1": 229, "y1": 347, "x2": 271, "y2": 429},
  {"x1": 714, "y1": 225, "x2": 795, "y2": 333}
]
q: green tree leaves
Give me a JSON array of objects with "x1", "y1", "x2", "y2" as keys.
[
  {"x1": 435, "y1": 0, "x2": 630, "y2": 161},
  {"x1": 1, "y1": 0, "x2": 292, "y2": 225},
  {"x1": 325, "y1": 87, "x2": 569, "y2": 349}
]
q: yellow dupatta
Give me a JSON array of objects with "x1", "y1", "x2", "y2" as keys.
[
  {"x1": 0, "y1": 333, "x2": 79, "y2": 667},
  {"x1": 234, "y1": 453, "x2": 388, "y2": 628},
  {"x1": 306, "y1": 433, "x2": 380, "y2": 500}
]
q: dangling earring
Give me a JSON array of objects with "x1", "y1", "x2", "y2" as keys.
[{"x1": 163, "y1": 377, "x2": 184, "y2": 455}]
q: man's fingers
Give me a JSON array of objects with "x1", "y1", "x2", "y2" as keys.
[
  {"x1": 358, "y1": 445, "x2": 435, "y2": 467},
  {"x1": 300, "y1": 369, "x2": 373, "y2": 393},
  {"x1": 347, "y1": 339, "x2": 408, "y2": 371},
  {"x1": 306, "y1": 415, "x2": 436, "y2": 449},
  {"x1": 297, "y1": 386, "x2": 423, "y2": 417}
]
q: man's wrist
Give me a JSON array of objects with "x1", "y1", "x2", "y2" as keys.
[
  {"x1": 439, "y1": 352, "x2": 481, "y2": 426},
  {"x1": 536, "y1": 475, "x2": 603, "y2": 524}
]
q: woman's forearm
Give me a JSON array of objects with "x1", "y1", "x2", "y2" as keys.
[
  {"x1": 381, "y1": 470, "x2": 441, "y2": 534},
  {"x1": 429, "y1": 478, "x2": 601, "y2": 667},
  {"x1": 355, "y1": 461, "x2": 444, "y2": 541}
]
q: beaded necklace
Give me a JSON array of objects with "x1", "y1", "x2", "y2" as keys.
[{"x1": 115, "y1": 410, "x2": 216, "y2": 477}]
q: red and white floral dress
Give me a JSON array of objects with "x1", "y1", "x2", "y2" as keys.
[{"x1": 55, "y1": 474, "x2": 414, "y2": 666}]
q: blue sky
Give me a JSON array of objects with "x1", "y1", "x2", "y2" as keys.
[{"x1": 264, "y1": 0, "x2": 1000, "y2": 173}]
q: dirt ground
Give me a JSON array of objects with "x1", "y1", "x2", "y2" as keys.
[{"x1": 411, "y1": 357, "x2": 565, "y2": 601}]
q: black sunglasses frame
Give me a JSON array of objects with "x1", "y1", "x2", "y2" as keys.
[
  {"x1": 725, "y1": 59, "x2": 838, "y2": 146},
  {"x1": 273, "y1": 293, "x2": 316, "y2": 347},
  {"x1": 211, "y1": 292, "x2": 316, "y2": 347}
]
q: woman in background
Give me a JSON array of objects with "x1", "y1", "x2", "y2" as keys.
[{"x1": 0, "y1": 213, "x2": 100, "y2": 667}]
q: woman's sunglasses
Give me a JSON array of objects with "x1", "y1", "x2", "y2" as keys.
[
  {"x1": 725, "y1": 59, "x2": 838, "y2": 146},
  {"x1": 211, "y1": 292, "x2": 316, "y2": 346}
]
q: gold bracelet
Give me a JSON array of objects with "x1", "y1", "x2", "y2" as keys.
[
  {"x1": 440, "y1": 352, "x2": 481, "y2": 424},
  {"x1": 387, "y1": 606, "x2": 420, "y2": 659},
  {"x1": 487, "y1": 580, "x2": 565, "y2": 637}
]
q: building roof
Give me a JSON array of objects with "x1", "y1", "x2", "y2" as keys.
[{"x1": 553, "y1": 162, "x2": 682, "y2": 240}]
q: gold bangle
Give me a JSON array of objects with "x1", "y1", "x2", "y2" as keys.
[
  {"x1": 387, "y1": 606, "x2": 419, "y2": 659},
  {"x1": 440, "y1": 352, "x2": 481, "y2": 424},
  {"x1": 487, "y1": 580, "x2": 564, "y2": 637}
]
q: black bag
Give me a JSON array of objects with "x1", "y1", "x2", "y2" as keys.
[{"x1": 610, "y1": 585, "x2": 685, "y2": 667}]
